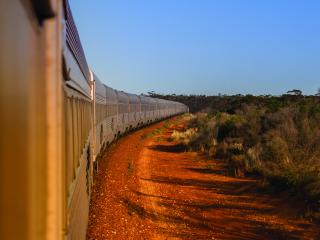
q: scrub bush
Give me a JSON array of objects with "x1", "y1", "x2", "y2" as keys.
[{"x1": 173, "y1": 96, "x2": 320, "y2": 213}]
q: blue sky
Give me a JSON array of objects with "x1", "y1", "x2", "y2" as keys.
[{"x1": 69, "y1": 0, "x2": 320, "y2": 95}]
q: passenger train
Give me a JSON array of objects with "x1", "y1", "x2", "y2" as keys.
[{"x1": 0, "y1": 1, "x2": 188, "y2": 240}]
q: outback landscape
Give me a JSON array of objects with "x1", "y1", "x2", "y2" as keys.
[
  {"x1": 3, "y1": 1, "x2": 320, "y2": 240},
  {"x1": 87, "y1": 92, "x2": 320, "y2": 240}
]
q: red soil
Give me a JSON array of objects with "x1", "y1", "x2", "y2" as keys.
[{"x1": 87, "y1": 117, "x2": 320, "y2": 240}]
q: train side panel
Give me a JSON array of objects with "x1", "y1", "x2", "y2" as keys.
[
  {"x1": 128, "y1": 93, "x2": 140, "y2": 129},
  {"x1": 62, "y1": 1, "x2": 93, "y2": 239},
  {"x1": 105, "y1": 86, "x2": 118, "y2": 143},
  {"x1": 64, "y1": 87, "x2": 92, "y2": 240},
  {"x1": 63, "y1": 59, "x2": 93, "y2": 240},
  {"x1": 93, "y1": 74, "x2": 107, "y2": 160},
  {"x1": 116, "y1": 91, "x2": 130, "y2": 134}
]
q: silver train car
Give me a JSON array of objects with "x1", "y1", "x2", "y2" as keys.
[{"x1": 0, "y1": 1, "x2": 188, "y2": 240}]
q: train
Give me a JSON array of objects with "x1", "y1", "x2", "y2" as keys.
[{"x1": 0, "y1": 1, "x2": 188, "y2": 240}]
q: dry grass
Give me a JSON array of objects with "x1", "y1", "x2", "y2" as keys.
[{"x1": 178, "y1": 109, "x2": 320, "y2": 215}]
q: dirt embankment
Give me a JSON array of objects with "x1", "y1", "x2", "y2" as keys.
[{"x1": 87, "y1": 117, "x2": 320, "y2": 240}]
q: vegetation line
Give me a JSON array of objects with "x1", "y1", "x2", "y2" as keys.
[{"x1": 167, "y1": 93, "x2": 320, "y2": 220}]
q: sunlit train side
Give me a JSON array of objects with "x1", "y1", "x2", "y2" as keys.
[
  {"x1": 151, "y1": 98, "x2": 158, "y2": 121},
  {"x1": 63, "y1": 1, "x2": 94, "y2": 239},
  {"x1": 1, "y1": 1, "x2": 61, "y2": 240},
  {"x1": 93, "y1": 73, "x2": 107, "y2": 160},
  {"x1": 140, "y1": 95, "x2": 152, "y2": 124},
  {"x1": 159, "y1": 99, "x2": 169, "y2": 119},
  {"x1": 154, "y1": 98, "x2": 161, "y2": 121},
  {"x1": 116, "y1": 90, "x2": 130, "y2": 134},
  {"x1": 127, "y1": 93, "x2": 141, "y2": 129},
  {"x1": 105, "y1": 85, "x2": 119, "y2": 144}
]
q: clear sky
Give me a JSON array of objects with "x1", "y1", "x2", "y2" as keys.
[{"x1": 69, "y1": 0, "x2": 320, "y2": 96}]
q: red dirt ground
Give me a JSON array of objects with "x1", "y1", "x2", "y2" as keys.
[{"x1": 87, "y1": 117, "x2": 320, "y2": 240}]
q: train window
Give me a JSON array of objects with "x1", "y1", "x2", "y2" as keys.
[{"x1": 30, "y1": 0, "x2": 55, "y2": 25}]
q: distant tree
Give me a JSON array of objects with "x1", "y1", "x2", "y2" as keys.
[
  {"x1": 287, "y1": 89, "x2": 302, "y2": 96},
  {"x1": 147, "y1": 91, "x2": 155, "y2": 96}
]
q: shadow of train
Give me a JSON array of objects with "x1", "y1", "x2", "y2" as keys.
[{"x1": 121, "y1": 142, "x2": 318, "y2": 240}]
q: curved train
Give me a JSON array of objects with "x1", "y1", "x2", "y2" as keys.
[{"x1": 0, "y1": 1, "x2": 188, "y2": 240}]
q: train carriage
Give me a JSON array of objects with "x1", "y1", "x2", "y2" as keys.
[
  {"x1": 93, "y1": 73, "x2": 107, "y2": 161},
  {"x1": 139, "y1": 95, "x2": 147, "y2": 125},
  {"x1": 154, "y1": 98, "x2": 161, "y2": 121},
  {"x1": 127, "y1": 93, "x2": 141, "y2": 129},
  {"x1": 62, "y1": 1, "x2": 94, "y2": 239},
  {"x1": 159, "y1": 99, "x2": 168, "y2": 119},
  {"x1": 105, "y1": 85, "x2": 118, "y2": 143},
  {"x1": 140, "y1": 95, "x2": 152, "y2": 124},
  {"x1": 170, "y1": 101, "x2": 176, "y2": 116},
  {"x1": 150, "y1": 97, "x2": 159, "y2": 122},
  {"x1": 166, "y1": 100, "x2": 173, "y2": 117},
  {"x1": 116, "y1": 90, "x2": 130, "y2": 134}
]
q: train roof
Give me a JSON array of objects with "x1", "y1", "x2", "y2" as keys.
[
  {"x1": 127, "y1": 93, "x2": 140, "y2": 104},
  {"x1": 63, "y1": 0, "x2": 90, "y2": 82},
  {"x1": 93, "y1": 72, "x2": 107, "y2": 103},
  {"x1": 116, "y1": 90, "x2": 130, "y2": 103},
  {"x1": 105, "y1": 85, "x2": 118, "y2": 102}
]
